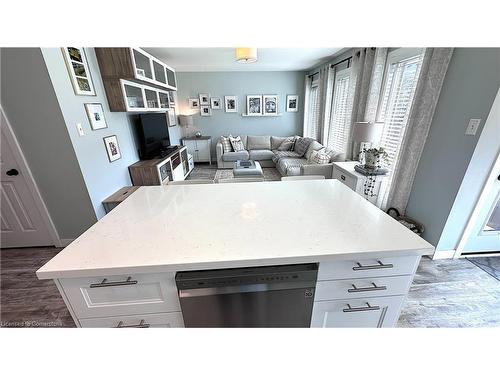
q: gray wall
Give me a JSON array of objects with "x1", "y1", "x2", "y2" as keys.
[
  {"x1": 176, "y1": 71, "x2": 305, "y2": 155},
  {"x1": 406, "y1": 48, "x2": 500, "y2": 249},
  {"x1": 41, "y1": 48, "x2": 140, "y2": 219},
  {"x1": 1, "y1": 48, "x2": 96, "y2": 239}
]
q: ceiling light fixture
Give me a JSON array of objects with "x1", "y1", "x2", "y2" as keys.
[{"x1": 235, "y1": 48, "x2": 258, "y2": 63}]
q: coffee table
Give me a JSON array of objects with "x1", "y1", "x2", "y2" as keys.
[{"x1": 233, "y1": 160, "x2": 264, "y2": 178}]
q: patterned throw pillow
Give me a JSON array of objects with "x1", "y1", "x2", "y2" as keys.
[
  {"x1": 294, "y1": 137, "x2": 314, "y2": 157},
  {"x1": 309, "y1": 150, "x2": 331, "y2": 165},
  {"x1": 229, "y1": 135, "x2": 245, "y2": 152},
  {"x1": 277, "y1": 137, "x2": 296, "y2": 151},
  {"x1": 220, "y1": 135, "x2": 233, "y2": 153}
]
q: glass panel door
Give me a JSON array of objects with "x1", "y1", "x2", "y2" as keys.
[
  {"x1": 159, "y1": 92, "x2": 170, "y2": 109},
  {"x1": 145, "y1": 89, "x2": 159, "y2": 109},
  {"x1": 153, "y1": 61, "x2": 167, "y2": 84},
  {"x1": 166, "y1": 67, "x2": 176, "y2": 88},
  {"x1": 133, "y1": 49, "x2": 153, "y2": 80},
  {"x1": 123, "y1": 83, "x2": 145, "y2": 109}
]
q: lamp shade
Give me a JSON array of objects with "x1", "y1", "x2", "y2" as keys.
[
  {"x1": 178, "y1": 114, "x2": 193, "y2": 128},
  {"x1": 352, "y1": 122, "x2": 383, "y2": 143},
  {"x1": 235, "y1": 48, "x2": 258, "y2": 63}
]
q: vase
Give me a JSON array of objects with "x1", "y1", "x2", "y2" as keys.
[{"x1": 364, "y1": 153, "x2": 381, "y2": 169}]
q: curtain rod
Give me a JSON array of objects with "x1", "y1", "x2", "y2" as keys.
[
  {"x1": 307, "y1": 71, "x2": 319, "y2": 78},
  {"x1": 330, "y1": 56, "x2": 353, "y2": 69}
]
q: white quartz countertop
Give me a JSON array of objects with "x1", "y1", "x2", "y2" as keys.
[{"x1": 37, "y1": 180, "x2": 434, "y2": 279}]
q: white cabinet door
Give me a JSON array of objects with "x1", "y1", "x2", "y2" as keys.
[
  {"x1": 79, "y1": 312, "x2": 184, "y2": 328},
  {"x1": 183, "y1": 140, "x2": 197, "y2": 161},
  {"x1": 196, "y1": 140, "x2": 210, "y2": 162},
  {"x1": 310, "y1": 295, "x2": 405, "y2": 328}
]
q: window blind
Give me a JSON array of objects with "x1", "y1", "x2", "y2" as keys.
[
  {"x1": 327, "y1": 69, "x2": 351, "y2": 153},
  {"x1": 377, "y1": 53, "x2": 423, "y2": 169},
  {"x1": 305, "y1": 76, "x2": 321, "y2": 140}
]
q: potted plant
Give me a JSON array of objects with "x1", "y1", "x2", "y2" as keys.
[{"x1": 359, "y1": 147, "x2": 388, "y2": 170}]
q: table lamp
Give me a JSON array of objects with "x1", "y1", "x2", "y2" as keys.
[
  {"x1": 178, "y1": 114, "x2": 194, "y2": 135},
  {"x1": 351, "y1": 121, "x2": 383, "y2": 160}
]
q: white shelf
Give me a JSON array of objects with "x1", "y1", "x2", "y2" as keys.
[{"x1": 241, "y1": 113, "x2": 282, "y2": 117}]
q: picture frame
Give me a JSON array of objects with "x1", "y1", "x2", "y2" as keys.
[
  {"x1": 61, "y1": 47, "x2": 96, "y2": 96},
  {"x1": 210, "y1": 97, "x2": 222, "y2": 109},
  {"x1": 103, "y1": 135, "x2": 121, "y2": 162},
  {"x1": 84, "y1": 103, "x2": 108, "y2": 130},
  {"x1": 200, "y1": 106, "x2": 212, "y2": 116},
  {"x1": 199, "y1": 93, "x2": 210, "y2": 106},
  {"x1": 189, "y1": 98, "x2": 200, "y2": 109},
  {"x1": 224, "y1": 96, "x2": 238, "y2": 113},
  {"x1": 263, "y1": 95, "x2": 278, "y2": 116},
  {"x1": 166, "y1": 108, "x2": 177, "y2": 127},
  {"x1": 286, "y1": 95, "x2": 299, "y2": 112},
  {"x1": 246, "y1": 95, "x2": 262, "y2": 116},
  {"x1": 168, "y1": 91, "x2": 176, "y2": 107}
]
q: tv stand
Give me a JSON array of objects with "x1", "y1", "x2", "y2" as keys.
[{"x1": 129, "y1": 146, "x2": 193, "y2": 185}]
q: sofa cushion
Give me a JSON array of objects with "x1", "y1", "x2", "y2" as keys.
[
  {"x1": 249, "y1": 149, "x2": 275, "y2": 161},
  {"x1": 277, "y1": 157, "x2": 309, "y2": 176},
  {"x1": 271, "y1": 136, "x2": 287, "y2": 150},
  {"x1": 277, "y1": 137, "x2": 297, "y2": 151},
  {"x1": 294, "y1": 137, "x2": 315, "y2": 157},
  {"x1": 323, "y1": 148, "x2": 346, "y2": 162},
  {"x1": 222, "y1": 150, "x2": 249, "y2": 162},
  {"x1": 229, "y1": 135, "x2": 245, "y2": 152},
  {"x1": 220, "y1": 135, "x2": 233, "y2": 153},
  {"x1": 309, "y1": 150, "x2": 331, "y2": 164},
  {"x1": 272, "y1": 150, "x2": 302, "y2": 163},
  {"x1": 304, "y1": 140, "x2": 325, "y2": 160},
  {"x1": 247, "y1": 135, "x2": 271, "y2": 150}
]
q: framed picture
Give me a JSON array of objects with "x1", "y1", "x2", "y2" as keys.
[
  {"x1": 286, "y1": 95, "x2": 299, "y2": 112},
  {"x1": 61, "y1": 47, "x2": 95, "y2": 96},
  {"x1": 199, "y1": 94, "x2": 210, "y2": 106},
  {"x1": 166, "y1": 108, "x2": 177, "y2": 127},
  {"x1": 200, "y1": 106, "x2": 212, "y2": 116},
  {"x1": 246, "y1": 95, "x2": 262, "y2": 116},
  {"x1": 189, "y1": 98, "x2": 200, "y2": 109},
  {"x1": 263, "y1": 95, "x2": 278, "y2": 116},
  {"x1": 103, "y1": 135, "x2": 121, "y2": 162},
  {"x1": 84, "y1": 103, "x2": 108, "y2": 130},
  {"x1": 210, "y1": 97, "x2": 222, "y2": 109},
  {"x1": 224, "y1": 96, "x2": 238, "y2": 113}
]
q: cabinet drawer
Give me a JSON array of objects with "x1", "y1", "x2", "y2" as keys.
[
  {"x1": 60, "y1": 272, "x2": 180, "y2": 319},
  {"x1": 332, "y1": 168, "x2": 357, "y2": 190},
  {"x1": 79, "y1": 312, "x2": 184, "y2": 328},
  {"x1": 311, "y1": 295, "x2": 405, "y2": 328},
  {"x1": 315, "y1": 275, "x2": 413, "y2": 301},
  {"x1": 318, "y1": 255, "x2": 420, "y2": 281}
]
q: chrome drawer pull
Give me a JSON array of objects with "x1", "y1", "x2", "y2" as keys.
[
  {"x1": 116, "y1": 319, "x2": 150, "y2": 328},
  {"x1": 347, "y1": 282, "x2": 387, "y2": 293},
  {"x1": 343, "y1": 302, "x2": 380, "y2": 313},
  {"x1": 352, "y1": 260, "x2": 394, "y2": 271},
  {"x1": 89, "y1": 276, "x2": 138, "y2": 288}
]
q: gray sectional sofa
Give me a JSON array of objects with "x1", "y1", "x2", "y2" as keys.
[{"x1": 216, "y1": 135, "x2": 345, "y2": 178}]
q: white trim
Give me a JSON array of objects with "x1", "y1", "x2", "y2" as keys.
[
  {"x1": 432, "y1": 250, "x2": 455, "y2": 260},
  {"x1": 1, "y1": 107, "x2": 62, "y2": 247}
]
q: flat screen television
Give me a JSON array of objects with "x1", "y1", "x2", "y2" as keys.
[{"x1": 133, "y1": 113, "x2": 171, "y2": 159}]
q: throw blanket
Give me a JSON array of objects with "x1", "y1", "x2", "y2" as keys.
[{"x1": 272, "y1": 150, "x2": 302, "y2": 164}]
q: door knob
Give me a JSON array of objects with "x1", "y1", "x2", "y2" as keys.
[{"x1": 6, "y1": 169, "x2": 19, "y2": 176}]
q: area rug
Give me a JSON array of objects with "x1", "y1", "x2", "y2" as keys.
[
  {"x1": 214, "y1": 168, "x2": 281, "y2": 182},
  {"x1": 467, "y1": 257, "x2": 500, "y2": 281}
]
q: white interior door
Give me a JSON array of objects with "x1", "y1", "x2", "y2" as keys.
[{"x1": 1, "y1": 110, "x2": 56, "y2": 248}]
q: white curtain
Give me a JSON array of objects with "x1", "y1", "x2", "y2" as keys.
[
  {"x1": 317, "y1": 64, "x2": 334, "y2": 144},
  {"x1": 384, "y1": 48, "x2": 454, "y2": 212},
  {"x1": 302, "y1": 74, "x2": 311, "y2": 137}
]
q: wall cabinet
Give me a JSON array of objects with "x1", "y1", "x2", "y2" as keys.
[
  {"x1": 182, "y1": 137, "x2": 212, "y2": 164},
  {"x1": 95, "y1": 47, "x2": 177, "y2": 112}
]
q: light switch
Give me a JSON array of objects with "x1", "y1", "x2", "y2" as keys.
[
  {"x1": 76, "y1": 123, "x2": 85, "y2": 136},
  {"x1": 465, "y1": 118, "x2": 481, "y2": 136}
]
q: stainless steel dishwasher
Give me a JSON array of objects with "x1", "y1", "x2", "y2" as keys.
[{"x1": 175, "y1": 263, "x2": 318, "y2": 327}]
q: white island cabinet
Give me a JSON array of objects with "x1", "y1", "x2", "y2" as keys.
[{"x1": 37, "y1": 180, "x2": 433, "y2": 328}]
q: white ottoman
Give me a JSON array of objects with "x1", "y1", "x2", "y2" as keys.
[{"x1": 233, "y1": 160, "x2": 264, "y2": 178}]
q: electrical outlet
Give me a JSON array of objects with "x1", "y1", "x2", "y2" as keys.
[
  {"x1": 465, "y1": 118, "x2": 481, "y2": 136},
  {"x1": 76, "y1": 123, "x2": 85, "y2": 136}
]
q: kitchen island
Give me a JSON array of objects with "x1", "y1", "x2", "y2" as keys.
[{"x1": 37, "y1": 180, "x2": 434, "y2": 327}]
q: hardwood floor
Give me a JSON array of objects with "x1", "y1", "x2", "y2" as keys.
[{"x1": 1, "y1": 247, "x2": 499, "y2": 328}]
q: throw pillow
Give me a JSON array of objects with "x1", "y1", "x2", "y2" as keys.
[
  {"x1": 277, "y1": 136, "x2": 296, "y2": 151},
  {"x1": 294, "y1": 137, "x2": 314, "y2": 157},
  {"x1": 229, "y1": 135, "x2": 245, "y2": 152},
  {"x1": 323, "y1": 147, "x2": 343, "y2": 162},
  {"x1": 220, "y1": 135, "x2": 233, "y2": 153},
  {"x1": 309, "y1": 150, "x2": 331, "y2": 165}
]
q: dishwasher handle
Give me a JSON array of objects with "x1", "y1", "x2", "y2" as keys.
[{"x1": 179, "y1": 281, "x2": 315, "y2": 297}]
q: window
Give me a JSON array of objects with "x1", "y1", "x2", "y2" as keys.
[
  {"x1": 377, "y1": 49, "x2": 424, "y2": 170},
  {"x1": 305, "y1": 74, "x2": 321, "y2": 140},
  {"x1": 327, "y1": 68, "x2": 351, "y2": 152}
]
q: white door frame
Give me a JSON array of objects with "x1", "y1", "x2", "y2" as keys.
[{"x1": 1, "y1": 107, "x2": 62, "y2": 247}]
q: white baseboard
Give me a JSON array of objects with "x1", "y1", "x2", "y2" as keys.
[
  {"x1": 432, "y1": 250, "x2": 456, "y2": 260},
  {"x1": 59, "y1": 238, "x2": 75, "y2": 247}
]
